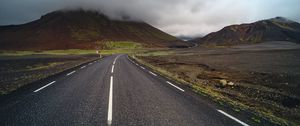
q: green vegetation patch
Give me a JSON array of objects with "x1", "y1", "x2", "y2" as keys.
[
  {"x1": 272, "y1": 21, "x2": 295, "y2": 31},
  {"x1": 0, "y1": 49, "x2": 98, "y2": 56},
  {"x1": 136, "y1": 50, "x2": 174, "y2": 56},
  {"x1": 70, "y1": 26, "x2": 100, "y2": 41},
  {"x1": 25, "y1": 62, "x2": 64, "y2": 71},
  {"x1": 104, "y1": 41, "x2": 143, "y2": 49},
  {"x1": 95, "y1": 41, "x2": 147, "y2": 55}
]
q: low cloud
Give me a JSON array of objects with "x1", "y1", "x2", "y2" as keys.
[{"x1": 1, "y1": 0, "x2": 299, "y2": 37}]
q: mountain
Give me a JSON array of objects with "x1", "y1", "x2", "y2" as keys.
[
  {"x1": 194, "y1": 17, "x2": 300, "y2": 46},
  {"x1": 0, "y1": 10, "x2": 190, "y2": 50}
]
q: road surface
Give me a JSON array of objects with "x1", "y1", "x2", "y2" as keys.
[{"x1": 0, "y1": 54, "x2": 261, "y2": 126}]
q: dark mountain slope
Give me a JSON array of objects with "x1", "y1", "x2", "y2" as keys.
[
  {"x1": 0, "y1": 10, "x2": 189, "y2": 50},
  {"x1": 194, "y1": 17, "x2": 300, "y2": 45}
]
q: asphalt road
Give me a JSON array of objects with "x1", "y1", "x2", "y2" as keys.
[{"x1": 0, "y1": 54, "x2": 260, "y2": 126}]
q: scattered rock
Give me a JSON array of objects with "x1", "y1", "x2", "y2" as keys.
[
  {"x1": 228, "y1": 81, "x2": 234, "y2": 86},
  {"x1": 216, "y1": 79, "x2": 235, "y2": 88},
  {"x1": 219, "y1": 79, "x2": 227, "y2": 86}
]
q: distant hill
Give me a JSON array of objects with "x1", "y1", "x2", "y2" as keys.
[
  {"x1": 194, "y1": 17, "x2": 300, "y2": 46},
  {"x1": 0, "y1": 10, "x2": 190, "y2": 50},
  {"x1": 176, "y1": 35, "x2": 196, "y2": 41}
]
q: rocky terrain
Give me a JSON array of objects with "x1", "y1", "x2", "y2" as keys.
[{"x1": 136, "y1": 41, "x2": 300, "y2": 125}]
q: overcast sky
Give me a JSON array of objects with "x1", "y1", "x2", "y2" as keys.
[{"x1": 0, "y1": 0, "x2": 299, "y2": 37}]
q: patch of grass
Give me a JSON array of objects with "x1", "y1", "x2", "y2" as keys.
[
  {"x1": 100, "y1": 49, "x2": 141, "y2": 55},
  {"x1": 233, "y1": 108, "x2": 241, "y2": 112},
  {"x1": 91, "y1": 41, "x2": 147, "y2": 55},
  {"x1": 272, "y1": 21, "x2": 295, "y2": 31},
  {"x1": 135, "y1": 50, "x2": 174, "y2": 56},
  {"x1": 0, "y1": 51, "x2": 39, "y2": 56},
  {"x1": 25, "y1": 62, "x2": 64, "y2": 71},
  {"x1": 104, "y1": 41, "x2": 143, "y2": 49},
  {"x1": 0, "y1": 49, "x2": 98, "y2": 56},
  {"x1": 70, "y1": 28, "x2": 100, "y2": 41},
  {"x1": 42, "y1": 49, "x2": 97, "y2": 55},
  {"x1": 95, "y1": 41, "x2": 157, "y2": 55},
  {"x1": 252, "y1": 117, "x2": 262, "y2": 123}
]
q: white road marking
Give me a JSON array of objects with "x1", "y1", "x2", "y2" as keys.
[
  {"x1": 66, "y1": 71, "x2": 76, "y2": 76},
  {"x1": 127, "y1": 55, "x2": 132, "y2": 61},
  {"x1": 113, "y1": 55, "x2": 121, "y2": 65},
  {"x1": 89, "y1": 63, "x2": 92, "y2": 65},
  {"x1": 80, "y1": 66, "x2": 86, "y2": 69},
  {"x1": 140, "y1": 66, "x2": 145, "y2": 69},
  {"x1": 217, "y1": 110, "x2": 249, "y2": 126},
  {"x1": 149, "y1": 71, "x2": 157, "y2": 76},
  {"x1": 166, "y1": 81, "x2": 185, "y2": 92},
  {"x1": 107, "y1": 76, "x2": 113, "y2": 125},
  {"x1": 34, "y1": 81, "x2": 56, "y2": 92},
  {"x1": 111, "y1": 65, "x2": 115, "y2": 73}
]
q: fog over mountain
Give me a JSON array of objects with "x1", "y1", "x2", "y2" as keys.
[{"x1": 1, "y1": 0, "x2": 299, "y2": 37}]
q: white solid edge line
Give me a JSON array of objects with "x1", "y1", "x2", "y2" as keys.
[
  {"x1": 126, "y1": 55, "x2": 135, "y2": 64},
  {"x1": 66, "y1": 71, "x2": 76, "y2": 76},
  {"x1": 217, "y1": 110, "x2": 249, "y2": 126},
  {"x1": 107, "y1": 76, "x2": 113, "y2": 125},
  {"x1": 111, "y1": 65, "x2": 115, "y2": 73},
  {"x1": 80, "y1": 66, "x2": 86, "y2": 69},
  {"x1": 141, "y1": 66, "x2": 145, "y2": 69},
  {"x1": 166, "y1": 81, "x2": 185, "y2": 92},
  {"x1": 34, "y1": 81, "x2": 56, "y2": 92},
  {"x1": 128, "y1": 58, "x2": 132, "y2": 62},
  {"x1": 149, "y1": 71, "x2": 157, "y2": 76}
]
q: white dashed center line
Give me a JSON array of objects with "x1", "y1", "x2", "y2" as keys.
[
  {"x1": 107, "y1": 76, "x2": 114, "y2": 125},
  {"x1": 80, "y1": 66, "x2": 86, "y2": 69},
  {"x1": 111, "y1": 65, "x2": 115, "y2": 73}
]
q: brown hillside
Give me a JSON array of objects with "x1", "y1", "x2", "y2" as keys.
[
  {"x1": 0, "y1": 10, "x2": 190, "y2": 50},
  {"x1": 194, "y1": 17, "x2": 300, "y2": 46}
]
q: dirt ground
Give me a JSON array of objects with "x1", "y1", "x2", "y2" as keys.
[
  {"x1": 138, "y1": 41, "x2": 300, "y2": 125},
  {"x1": 0, "y1": 54, "x2": 99, "y2": 95}
]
